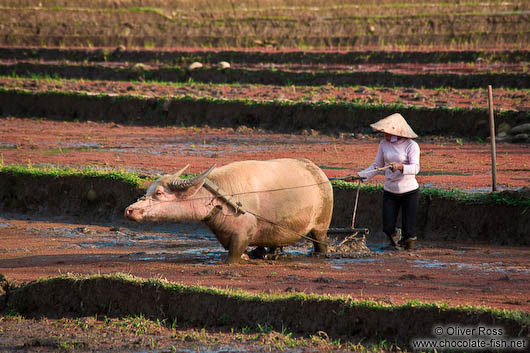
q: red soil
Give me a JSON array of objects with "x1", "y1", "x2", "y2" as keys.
[
  {"x1": 1, "y1": 217, "x2": 529, "y2": 312},
  {"x1": 2, "y1": 117, "x2": 529, "y2": 190}
]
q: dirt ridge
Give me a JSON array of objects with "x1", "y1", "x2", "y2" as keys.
[
  {"x1": 1, "y1": 47, "x2": 529, "y2": 64},
  {"x1": 1, "y1": 89, "x2": 528, "y2": 139}
]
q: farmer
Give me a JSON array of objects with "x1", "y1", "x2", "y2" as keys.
[{"x1": 355, "y1": 113, "x2": 420, "y2": 250}]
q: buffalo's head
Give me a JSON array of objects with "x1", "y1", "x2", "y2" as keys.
[{"x1": 125, "y1": 164, "x2": 215, "y2": 222}]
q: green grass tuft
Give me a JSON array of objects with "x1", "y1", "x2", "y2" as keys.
[{"x1": 0, "y1": 164, "x2": 145, "y2": 187}]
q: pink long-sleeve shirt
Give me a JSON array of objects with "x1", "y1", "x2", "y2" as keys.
[{"x1": 358, "y1": 138, "x2": 420, "y2": 194}]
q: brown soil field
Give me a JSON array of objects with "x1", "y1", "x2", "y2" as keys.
[
  {"x1": 2, "y1": 118, "x2": 530, "y2": 190},
  {"x1": 0, "y1": 2, "x2": 529, "y2": 48},
  {"x1": 1, "y1": 0, "x2": 529, "y2": 49},
  {"x1": 1, "y1": 217, "x2": 530, "y2": 351},
  {"x1": 1, "y1": 215, "x2": 529, "y2": 312}
]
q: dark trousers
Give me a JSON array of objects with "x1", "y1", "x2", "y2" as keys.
[{"x1": 382, "y1": 188, "x2": 420, "y2": 240}]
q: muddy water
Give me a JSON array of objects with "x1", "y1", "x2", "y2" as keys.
[
  {"x1": 0, "y1": 215, "x2": 228, "y2": 265},
  {"x1": 0, "y1": 214, "x2": 528, "y2": 273},
  {"x1": 0, "y1": 217, "x2": 367, "y2": 267}
]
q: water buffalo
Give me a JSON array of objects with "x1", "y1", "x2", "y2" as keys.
[{"x1": 125, "y1": 158, "x2": 333, "y2": 263}]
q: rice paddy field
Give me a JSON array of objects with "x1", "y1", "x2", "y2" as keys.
[{"x1": 0, "y1": 1, "x2": 529, "y2": 352}]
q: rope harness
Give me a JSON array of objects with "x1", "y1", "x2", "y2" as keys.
[{"x1": 202, "y1": 178, "x2": 331, "y2": 245}]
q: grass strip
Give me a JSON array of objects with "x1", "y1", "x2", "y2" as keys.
[
  {"x1": 0, "y1": 163, "x2": 145, "y2": 187},
  {"x1": 333, "y1": 180, "x2": 530, "y2": 207},
  {"x1": 1, "y1": 47, "x2": 528, "y2": 65},
  {"x1": 2, "y1": 62, "x2": 528, "y2": 89}
]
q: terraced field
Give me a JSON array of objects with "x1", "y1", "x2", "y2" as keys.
[{"x1": 1, "y1": 0, "x2": 529, "y2": 48}]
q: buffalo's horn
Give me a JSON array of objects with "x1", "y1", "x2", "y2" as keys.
[
  {"x1": 174, "y1": 164, "x2": 190, "y2": 177},
  {"x1": 168, "y1": 164, "x2": 216, "y2": 191}
]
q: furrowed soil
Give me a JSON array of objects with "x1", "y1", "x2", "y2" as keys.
[
  {"x1": 2, "y1": 0, "x2": 529, "y2": 48},
  {"x1": 0, "y1": 75, "x2": 529, "y2": 113}
]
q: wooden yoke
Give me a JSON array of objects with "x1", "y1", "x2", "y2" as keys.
[{"x1": 203, "y1": 178, "x2": 246, "y2": 215}]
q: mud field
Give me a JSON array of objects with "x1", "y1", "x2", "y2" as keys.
[
  {"x1": 1, "y1": 214, "x2": 530, "y2": 311},
  {"x1": 2, "y1": 118, "x2": 530, "y2": 190}
]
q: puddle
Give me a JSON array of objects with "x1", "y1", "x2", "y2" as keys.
[
  {"x1": 369, "y1": 242, "x2": 401, "y2": 253},
  {"x1": 78, "y1": 240, "x2": 135, "y2": 248},
  {"x1": 414, "y1": 259, "x2": 447, "y2": 269},
  {"x1": 413, "y1": 259, "x2": 530, "y2": 274},
  {"x1": 179, "y1": 142, "x2": 278, "y2": 156},
  {"x1": 329, "y1": 258, "x2": 377, "y2": 268},
  {"x1": 20, "y1": 134, "x2": 341, "y2": 161}
]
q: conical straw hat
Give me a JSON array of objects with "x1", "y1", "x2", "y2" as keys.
[{"x1": 370, "y1": 113, "x2": 418, "y2": 138}]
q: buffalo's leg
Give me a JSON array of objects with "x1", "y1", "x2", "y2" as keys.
[
  {"x1": 311, "y1": 229, "x2": 328, "y2": 254},
  {"x1": 227, "y1": 234, "x2": 250, "y2": 264}
]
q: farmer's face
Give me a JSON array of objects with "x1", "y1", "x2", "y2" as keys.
[{"x1": 384, "y1": 133, "x2": 393, "y2": 141}]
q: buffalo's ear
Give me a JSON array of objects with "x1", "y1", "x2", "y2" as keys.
[{"x1": 182, "y1": 179, "x2": 206, "y2": 199}]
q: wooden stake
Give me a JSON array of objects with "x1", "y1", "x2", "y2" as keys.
[{"x1": 488, "y1": 85, "x2": 497, "y2": 192}]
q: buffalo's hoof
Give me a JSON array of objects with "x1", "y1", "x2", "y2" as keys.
[
  {"x1": 265, "y1": 247, "x2": 282, "y2": 260},
  {"x1": 249, "y1": 246, "x2": 267, "y2": 259}
]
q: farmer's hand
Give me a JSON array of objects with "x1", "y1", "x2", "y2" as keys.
[
  {"x1": 343, "y1": 174, "x2": 364, "y2": 182},
  {"x1": 390, "y1": 162, "x2": 403, "y2": 172}
]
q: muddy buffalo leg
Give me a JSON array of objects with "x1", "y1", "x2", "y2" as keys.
[
  {"x1": 227, "y1": 234, "x2": 251, "y2": 264},
  {"x1": 310, "y1": 229, "x2": 328, "y2": 254}
]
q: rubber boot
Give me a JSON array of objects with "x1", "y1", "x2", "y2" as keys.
[{"x1": 400, "y1": 236, "x2": 417, "y2": 250}]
